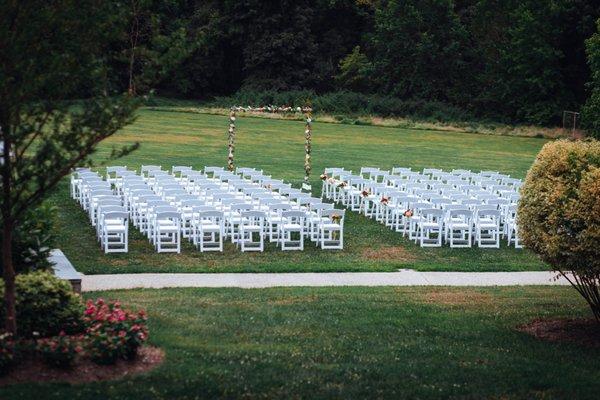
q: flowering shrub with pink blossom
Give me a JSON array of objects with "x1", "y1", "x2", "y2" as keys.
[
  {"x1": 83, "y1": 299, "x2": 148, "y2": 365},
  {"x1": 36, "y1": 331, "x2": 82, "y2": 368},
  {"x1": 0, "y1": 332, "x2": 15, "y2": 375}
]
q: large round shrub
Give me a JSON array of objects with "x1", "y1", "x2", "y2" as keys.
[
  {"x1": 518, "y1": 140, "x2": 600, "y2": 320},
  {"x1": 0, "y1": 271, "x2": 84, "y2": 338}
]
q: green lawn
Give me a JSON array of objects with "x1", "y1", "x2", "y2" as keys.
[
  {"x1": 2, "y1": 286, "x2": 598, "y2": 399},
  {"x1": 49, "y1": 108, "x2": 549, "y2": 274}
]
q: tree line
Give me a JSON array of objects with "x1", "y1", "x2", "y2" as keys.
[{"x1": 101, "y1": 0, "x2": 600, "y2": 127}]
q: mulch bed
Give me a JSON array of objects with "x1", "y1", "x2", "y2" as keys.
[
  {"x1": 0, "y1": 346, "x2": 164, "y2": 386},
  {"x1": 517, "y1": 318, "x2": 600, "y2": 348}
]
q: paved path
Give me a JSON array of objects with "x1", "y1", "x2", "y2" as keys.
[{"x1": 81, "y1": 270, "x2": 570, "y2": 292}]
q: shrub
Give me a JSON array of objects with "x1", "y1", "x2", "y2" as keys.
[
  {"x1": 0, "y1": 332, "x2": 15, "y2": 375},
  {"x1": 36, "y1": 332, "x2": 82, "y2": 368},
  {"x1": 518, "y1": 140, "x2": 600, "y2": 321},
  {"x1": 0, "y1": 202, "x2": 56, "y2": 275},
  {"x1": 84, "y1": 299, "x2": 148, "y2": 365},
  {"x1": 0, "y1": 271, "x2": 84, "y2": 338},
  {"x1": 208, "y1": 90, "x2": 478, "y2": 124}
]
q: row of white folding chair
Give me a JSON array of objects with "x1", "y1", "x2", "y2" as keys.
[
  {"x1": 69, "y1": 172, "x2": 129, "y2": 254},
  {"x1": 72, "y1": 170, "x2": 101, "y2": 202},
  {"x1": 325, "y1": 174, "x2": 518, "y2": 248},
  {"x1": 126, "y1": 180, "x2": 181, "y2": 252},
  {"x1": 229, "y1": 171, "x2": 345, "y2": 249},
  {"x1": 333, "y1": 172, "x2": 519, "y2": 212},
  {"x1": 187, "y1": 202, "x2": 344, "y2": 251},
  {"x1": 229, "y1": 177, "x2": 337, "y2": 247},
  {"x1": 135, "y1": 166, "x2": 345, "y2": 250},
  {"x1": 118, "y1": 166, "x2": 346, "y2": 251},
  {"x1": 142, "y1": 171, "x2": 285, "y2": 249},
  {"x1": 118, "y1": 171, "x2": 182, "y2": 253},
  {"x1": 408, "y1": 206, "x2": 502, "y2": 248},
  {"x1": 78, "y1": 177, "x2": 111, "y2": 211}
]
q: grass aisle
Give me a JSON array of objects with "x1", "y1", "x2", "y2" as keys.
[
  {"x1": 50, "y1": 108, "x2": 548, "y2": 274},
  {"x1": 2, "y1": 287, "x2": 598, "y2": 399}
]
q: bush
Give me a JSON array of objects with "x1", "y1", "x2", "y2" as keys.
[
  {"x1": 84, "y1": 299, "x2": 148, "y2": 365},
  {"x1": 0, "y1": 271, "x2": 84, "y2": 338},
  {"x1": 518, "y1": 140, "x2": 600, "y2": 321},
  {"x1": 0, "y1": 202, "x2": 56, "y2": 275},
  {"x1": 209, "y1": 90, "x2": 477, "y2": 124},
  {"x1": 0, "y1": 332, "x2": 15, "y2": 375},
  {"x1": 36, "y1": 332, "x2": 82, "y2": 368}
]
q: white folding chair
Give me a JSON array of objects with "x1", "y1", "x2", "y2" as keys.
[
  {"x1": 193, "y1": 210, "x2": 224, "y2": 252},
  {"x1": 239, "y1": 211, "x2": 266, "y2": 252},
  {"x1": 153, "y1": 210, "x2": 181, "y2": 253},
  {"x1": 417, "y1": 208, "x2": 444, "y2": 247},
  {"x1": 505, "y1": 205, "x2": 522, "y2": 249},
  {"x1": 101, "y1": 211, "x2": 129, "y2": 253},
  {"x1": 475, "y1": 209, "x2": 501, "y2": 248},
  {"x1": 319, "y1": 209, "x2": 345, "y2": 250},
  {"x1": 446, "y1": 209, "x2": 473, "y2": 248},
  {"x1": 279, "y1": 210, "x2": 306, "y2": 250}
]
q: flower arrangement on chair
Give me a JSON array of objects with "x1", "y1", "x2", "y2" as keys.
[
  {"x1": 337, "y1": 181, "x2": 347, "y2": 188},
  {"x1": 320, "y1": 173, "x2": 328, "y2": 180},
  {"x1": 403, "y1": 209, "x2": 414, "y2": 218},
  {"x1": 361, "y1": 189, "x2": 370, "y2": 198},
  {"x1": 331, "y1": 213, "x2": 342, "y2": 240},
  {"x1": 380, "y1": 196, "x2": 389, "y2": 204}
]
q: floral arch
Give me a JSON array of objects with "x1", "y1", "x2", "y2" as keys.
[{"x1": 227, "y1": 106, "x2": 314, "y2": 191}]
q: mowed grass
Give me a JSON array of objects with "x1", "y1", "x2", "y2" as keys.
[
  {"x1": 2, "y1": 286, "x2": 599, "y2": 399},
  {"x1": 49, "y1": 108, "x2": 549, "y2": 274}
]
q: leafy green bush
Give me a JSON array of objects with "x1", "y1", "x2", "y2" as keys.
[
  {"x1": 518, "y1": 140, "x2": 600, "y2": 321},
  {"x1": 36, "y1": 332, "x2": 82, "y2": 368},
  {"x1": 0, "y1": 271, "x2": 84, "y2": 338},
  {"x1": 0, "y1": 332, "x2": 15, "y2": 375},
  {"x1": 0, "y1": 202, "x2": 56, "y2": 275}
]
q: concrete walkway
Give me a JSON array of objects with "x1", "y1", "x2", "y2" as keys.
[{"x1": 82, "y1": 270, "x2": 571, "y2": 292}]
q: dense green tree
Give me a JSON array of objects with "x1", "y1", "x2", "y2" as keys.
[
  {"x1": 336, "y1": 46, "x2": 375, "y2": 92},
  {"x1": 0, "y1": 0, "x2": 138, "y2": 335},
  {"x1": 370, "y1": 0, "x2": 472, "y2": 102},
  {"x1": 582, "y1": 18, "x2": 600, "y2": 138},
  {"x1": 63, "y1": 0, "x2": 600, "y2": 127},
  {"x1": 227, "y1": 0, "x2": 318, "y2": 91},
  {"x1": 488, "y1": 1, "x2": 570, "y2": 124}
]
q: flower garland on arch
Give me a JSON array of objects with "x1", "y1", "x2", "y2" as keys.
[
  {"x1": 231, "y1": 105, "x2": 313, "y2": 113},
  {"x1": 304, "y1": 113, "x2": 312, "y2": 187},
  {"x1": 227, "y1": 109, "x2": 236, "y2": 172}
]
